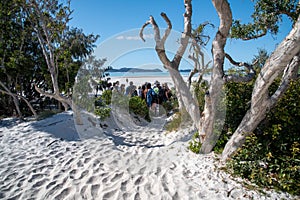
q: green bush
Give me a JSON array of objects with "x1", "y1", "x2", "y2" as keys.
[
  {"x1": 188, "y1": 131, "x2": 202, "y2": 154},
  {"x1": 165, "y1": 110, "x2": 191, "y2": 132},
  {"x1": 94, "y1": 90, "x2": 112, "y2": 120},
  {"x1": 162, "y1": 101, "x2": 174, "y2": 113},
  {"x1": 94, "y1": 107, "x2": 111, "y2": 120},
  {"x1": 102, "y1": 90, "x2": 112, "y2": 105},
  {"x1": 213, "y1": 81, "x2": 254, "y2": 152},
  {"x1": 227, "y1": 79, "x2": 300, "y2": 195},
  {"x1": 37, "y1": 110, "x2": 62, "y2": 120},
  {"x1": 192, "y1": 81, "x2": 208, "y2": 113},
  {"x1": 128, "y1": 96, "x2": 149, "y2": 121}
]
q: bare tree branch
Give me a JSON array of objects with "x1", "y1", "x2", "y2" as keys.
[
  {"x1": 197, "y1": 61, "x2": 211, "y2": 83},
  {"x1": 270, "y1": 53, "x2": 300, "y2": 108},
  {"x1": 200, "y1": 0, "x2": 232, "y2": 153},
  {"x1": 34, "y1": 84, "x2": 67, "y2": 102},
  {"x1": 187, "y1": 51, "x2": 211, "y2": 88},
  {"x1": 242, "y1": 30, "x2": 267, "y2": 40},
  {"x1": 0, "y1": 80, "x2": 38, "y2": 119},
  {"x1": 139, "y1": 20, "x2": 151, "y2": 42},
  {"x1": 160, "y1": 12, "x2": 172, "y2": 44},
  {"x1": 187, "y1": 53, "x2": 199, "y2": 88},
  {"x1": 140, "y1": 14, "x2": 171, "y2": 67},
  {"x1": 224, "y1": 53, "x2": 257, "y2": 82},
  {"x1": 172, "y1": 0, "x2": 192, "y2": 68},
  {"x1": 0, "y1": 89, "x2": 38, "y2": 119}
]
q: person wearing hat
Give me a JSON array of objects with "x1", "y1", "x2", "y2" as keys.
[{"x1": 125, "y1": 81, "x2": 136, "y2": 96}]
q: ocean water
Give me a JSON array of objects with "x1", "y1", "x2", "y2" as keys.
[{"x1": 107, "y1": 71, "x2": 191, "y2": 78}]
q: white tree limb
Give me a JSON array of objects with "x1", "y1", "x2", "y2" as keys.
[
  {"x1": 222, "y1": 15, "x2": 300, "y2": 161},
  {"x1": 224, "y1": 53, "x2": 257, "y2": 83}
]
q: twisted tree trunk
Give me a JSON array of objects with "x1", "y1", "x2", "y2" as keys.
[
  {"x1": 222, "y1": 16, "x2": 300, "y2": 161},
  {"x1": 200, "y1": 0, "x2": 232, "y2": 153},
  {"x1": 140, "y1": 0, "x2": 201, "y2": 130}
]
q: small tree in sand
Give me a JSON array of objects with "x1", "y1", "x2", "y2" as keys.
[
  {"x1": 23, "y1": 0, "x2": 98, "y2": 124},
  {"x1": 141, "y1": 0, "x2": 300, "y2": 160}
]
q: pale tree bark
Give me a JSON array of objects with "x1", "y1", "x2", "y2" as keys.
[
  {"x1": 223, "y1": 53, "x2": 257, "y2": 83},
  {"x1": 222, "y1": 16, "x2": 300, "y2": 161},
  {"x1": 0, "y1": 80, "x2": 23, "y2": 118},
  {"x1": 140, "y1": 0, "x2": 201, "y2": 130},
  {"x1": 200, "y1": 0, "x2": 232, "y2": 153},
  {"x1": 0, "y1": 88, "x2": 38, "y2": 119},
  {"x1": 24, "y1": 0, "x2": 83, "y2": 125},
  {"x1": 187, "y1": 44, "x2": 211, "y2": 88}
]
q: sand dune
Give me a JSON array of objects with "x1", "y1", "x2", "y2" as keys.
[{"x1": 0, "y1": 111, "x2": 296, "y2": 200}]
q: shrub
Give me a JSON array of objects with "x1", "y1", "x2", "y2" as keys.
[
  {"x1": 37, "y1": 110, "x2": 62, "y2": 120},
  {"x1": 227, "y1": 79, "x2": 300, "y2": 195},
  {"x1": 188, "y1": 131, "x2": 202, "y2": 153},
  {"x1": 128, "y1": 96, "x2": 149, "y2": 120},
  {"x1": 94, "y1": 89, "x2": 112, "y2": 120},
  {"x1": 213, "y1": 81, "x2": 254, "y2": 152},
  {"x1": 101, "y1": 90, "x2": 112, "y2": 105},
  {"x1": 192, "y1": 81, "x2": 208, "y2": 113},
  {"x1": 94, "y1": 107, "x2": 111, "y2": 120},
  {"x1": 165, "y1": 110, "x2": 191, "y2": 132}
]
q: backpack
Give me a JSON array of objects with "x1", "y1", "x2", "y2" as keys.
[
  {"x1": 151, "y1": 89, "x2": 158, "y2": 103},
  {"x1": 146, "y1": 88, "x2": 157, "y2": 106}
]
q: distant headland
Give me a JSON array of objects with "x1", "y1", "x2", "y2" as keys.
[{"x1": 106, "y1": 67, "x2": 191, "y2": 73}]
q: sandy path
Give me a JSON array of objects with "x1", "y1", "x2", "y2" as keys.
[{"x1": 0, "y1": 112, "x2": 295, "y2": 200}]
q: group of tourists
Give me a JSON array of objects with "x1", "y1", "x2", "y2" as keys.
[{"x1": 111, "y1": 80, "x2": 173, "y2": 109}]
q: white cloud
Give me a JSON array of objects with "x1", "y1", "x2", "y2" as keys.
[{"x1": 116, "y1": 34, "x2": 153, "y2": 40}]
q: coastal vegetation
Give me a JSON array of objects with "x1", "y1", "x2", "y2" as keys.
[{"x1": 0, "y1": 0, "x2": 299, "y2": 196}]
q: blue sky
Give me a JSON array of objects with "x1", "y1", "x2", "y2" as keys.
[{"x1": 69, "y1": 0, "x2": 293, "y2": 71}]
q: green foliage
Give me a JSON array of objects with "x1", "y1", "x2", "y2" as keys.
[
  {"x1": 94, "y1": 107, "x2": 111, "y2": 120},
  {"x1": 227, "y1": 79, "x2": 300, "y2": 195},
  {"x1": 101, "y1": 90, "x2": 112, "y2": 105},
  {"x1": 93, "y1": 89, "x2": 113, "y2": 121},
  {"x1": 162, "y1": 101, "x2": 173, "y2": 113},
  {"x1": 192, "y1": 81, "x2": 207, "y2": 113},
  {"x1": 192, "y1": 22, "x2": 214, "y2": 46},
  {"x1": 128, "y1": 96, "x2": 149, "y2": 120},
  {"x1": 0, "y1": 0, "x2": 99, "y2": 117},
  {"x1": 188, "y1": 131, "x2": 202, "y2": 154},
  {"x1": 165, "y1": 112, "x2": 182, "y2": 132},
  {"x1": 165, "y1": 110, "x2": 191, "y2": 132},
  {"x1": 212, "y1": 80, "x2": 254, "y2": 152},
  {"x1": 72, "y1": 75, "x2": 94, "y2": 112},
  {"x1": 230, "y1": 0, "x2": 299, "y2": 39},
  {"x1": 37, "y1": 110, "x2": 62, "y2": 120}
]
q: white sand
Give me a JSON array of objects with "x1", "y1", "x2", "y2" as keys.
[
  {"x1": 0, "y1": 110, "x2": 297, "y2": 200},
  {"x1": 110, "y1": 75, "x2": 187, "y2": 88}
]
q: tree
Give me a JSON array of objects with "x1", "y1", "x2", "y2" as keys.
[
  {"x1": 141, "y1": 0, "x2": 300, "y2": 160},
  {"x1": 22, "y1": 0, "x2": 98, "y2": 123},
  {"x1": 221, "y1": 21, "x2": 300, "y2": 160},
  {"x1": 202, "y1": 0, "x2": 299, "y2": 159},
  {"x1": 187, "y1": 22, "x2": 213, "y2": 88},
  {"x1": 140, "y1": 0, "x2": 203, "y2": 135},
  {"x1": 0, "y1": 0, "x2": 38, "y2": 118}
]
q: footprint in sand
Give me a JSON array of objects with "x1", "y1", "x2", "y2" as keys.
[
  {"x1": 54, "y1": 187, "x2": 72, "y2": 200},
  {"x1": 86, "y1": 176, "x2": 96, "y2": 184},
  {"x1": 78, "y1": 170, "x2": 89, "y2": 179},
  {"x1": 91, "y1": 184, "x2": 100, "y2": 198},
  {"x1": 134, "y1": 176, "x2": 144, "y2": 186},
  {"x1": 103, "y1": 189, "x2": 118, "y2": 199},
  {"x1": 64, "y1": 157, "x2": 75, "y2": 166},
  {"x1": 45, "y1": 180, "x2": 56, "y2": 189},
  {"x1": 80, "y1": 185, "x2": 88, "y2": 198},
  {"x1": 45, "y1": 182, "x2": 64, "y2": 197},
  {"x1": 32, "y1": 178, "x2": 49, "y2": 188},
  {"x1": 83, "y1": 156, "x2": 92, "y2": 164},
  {"x1": 121, "y1": 180, "x2": 128, "y2": 191},
  {"x1": 111, "y1": 172, "x2": 124, "y2": 182}
]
